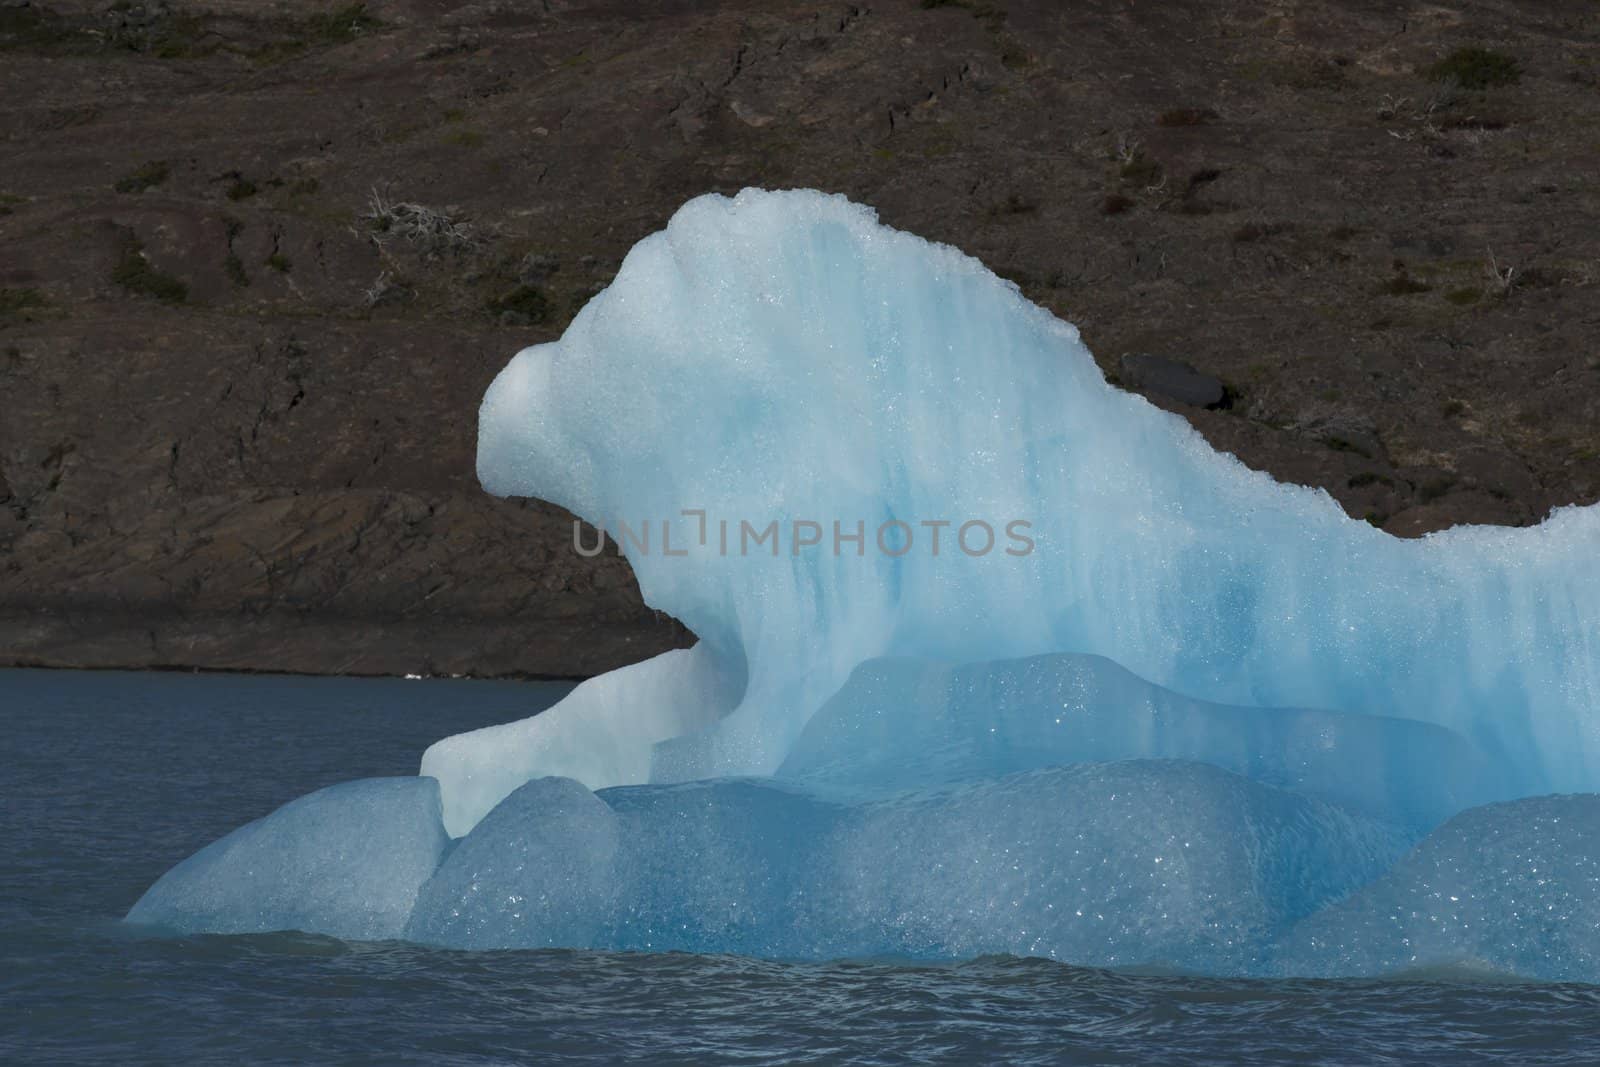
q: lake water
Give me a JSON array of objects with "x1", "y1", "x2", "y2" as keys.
[{"x1": 4, "y1": 668, "x2": 1599, "y2": 1065}]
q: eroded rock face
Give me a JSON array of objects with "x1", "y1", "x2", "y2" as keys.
[{"x1": 2, "y1": 0, "x2": 1597, "y2": 676}]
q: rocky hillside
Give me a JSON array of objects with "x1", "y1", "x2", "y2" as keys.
[{"x1": 3, "y1": 0, "x2": 1598, "y2": 676}]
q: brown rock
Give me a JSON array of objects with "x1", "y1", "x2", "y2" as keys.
[{"x1": 2, "y1": 0, "x2": 1597, "y2": 677}]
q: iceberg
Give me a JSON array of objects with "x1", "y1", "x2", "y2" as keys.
[{"x1": 131, "y1": 189, "x2": 1600, "y2": 978}]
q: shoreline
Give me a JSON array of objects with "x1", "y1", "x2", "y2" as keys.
[
  {"x1": 0, "y1": 659, "x2": 592, "y2": 684},
  {"x1": 0, "y1": 610, "x2": 689, "y2": 684}
]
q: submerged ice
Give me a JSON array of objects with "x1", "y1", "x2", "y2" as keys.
[{"x1": 131, "y1": 190, "x2": 1600, "y2": 979}]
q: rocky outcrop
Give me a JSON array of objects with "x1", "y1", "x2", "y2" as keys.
[{"x1": 2, "y1": 0, "x2": 1597, "y2": 676}]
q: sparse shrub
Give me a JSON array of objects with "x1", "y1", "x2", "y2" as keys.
[
  {"x1": 361, "y1": 189, "x2": 477, "y2": 257},
  {"x1": 1119, "y1": 152, "x2": 1162, "y2": 186},
  {"x1": 114, "y1": 160, "x2": 169, "y2": 194},
  {"x1": 1348, "y1": 471, "x2": 1396, "y2": 488},
  {"x1": 1427, "y1": 47, "x2": 1520, "y2": 90},
  {"x1": 487, "y1": 285, "x2": 551, "y2": 324},
  {"x1": 1485, "y1": 249, "x2": 1517, "y2": 297},
  {"x1": 265, "y1": 252, "x2": 291, "y2": 273},
  {"x1": 308, "y1": 4, "x2": 379, "y2": 44},
  {"x1": 1101, "y1": 194, "x2": 1135, "y2": 215},
  {"x1": 1445, "y1": 287, "x2": 1480, "y2": 305},
  {"x1": 362, "y1": 270, "x2": 414, "y2": 308},
  {"x1": 1440, "y1": 399, "x2": 1467, "y2": 418},
  {"x1": 226, "y1": 175, "x2": 258, "y2": 201},
  {"x1": 112, "y1": 233, "x2": 187, "y2": 304}
]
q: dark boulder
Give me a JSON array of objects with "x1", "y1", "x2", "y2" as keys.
[{"x1": 1118, "y1": 354, "x2": 1228, "y2": 409}]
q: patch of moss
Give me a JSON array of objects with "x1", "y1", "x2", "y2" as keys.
[
  {"x1": 1272, "y1": 57, "x2": 1346, "y2": 91},
  {"x1": 442, "y1": 128, "x2": 485, "y2": 148},
  {"x1": 988, "y1": 193, "x2": 1038, "y2": 217},
  {"x1": 225, "y1": 175, "x2": 258, "y2": 201},
  {"x1": 1158, "y1": 107, "x2": 1217, "y2": 127},
  {"x1": 112, "y1": 233, "x2": 187, "y2": 304},
  {"x1": 1348, "y1": 471, "x2": 1395, "y2": 489},
  {"x1": 1416, "y1": 476, "x2": 1456, "y2": 504},
  {"x1": 1378, "y1": 274, "x2": 1431, "y2": 296},
  {"x1": 1233, "y1": 221, "x2": 1289, "y2": 242},
  {"x1": 308, "y1": 4, "x2": 380, "y2": 44},
  {"x1": 265, "y1": 252, "x2": 291, "y2": 273},
  {"x1": 0, "y1": 287, "x2": 49, "y2": 325},
  {"x1": 1427, "y1": 47, "x2": 1520, "y2": 90},
  {"x1": 921, "y1": 0, "x2": 1004, "y2": 13},
  {"x1": 1440, "y1": 399, "x2": 1466, "y2": 418},
  {"x1": 1101, "y1": 194, "x2": 1135, "y2": 215},
  {"x1": 1325, "y1": 436, "x2": 1373, "y2": 459},
  {"x1": 0, "y1": 6, "x2": 95, "y2": 53},
  {"x1": 3, "y1": 5, "x2": 219, "y2": 57},
  {"x1": 1445, "y1": 286, "x2": 1481, "y2": 305},
  {"x1": 997, "y1": 36, "x2": 1033, "y2": 69},
  {"x1": 225, "y1": 252, "x2": 249, "y2": 287},
  {"x1": 115, "y1": 160, "x2": 170, "y2": 194},
  {"x1": 251, "y1": 5, "x2": 381, "y2": 64},
  {"x1": 486, "y1": 285, "x2": 551, "y2": 323}
]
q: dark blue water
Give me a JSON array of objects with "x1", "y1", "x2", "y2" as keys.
[{"x1": 4, "y1": 668, "x2": 1599, "y2": 1065}]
